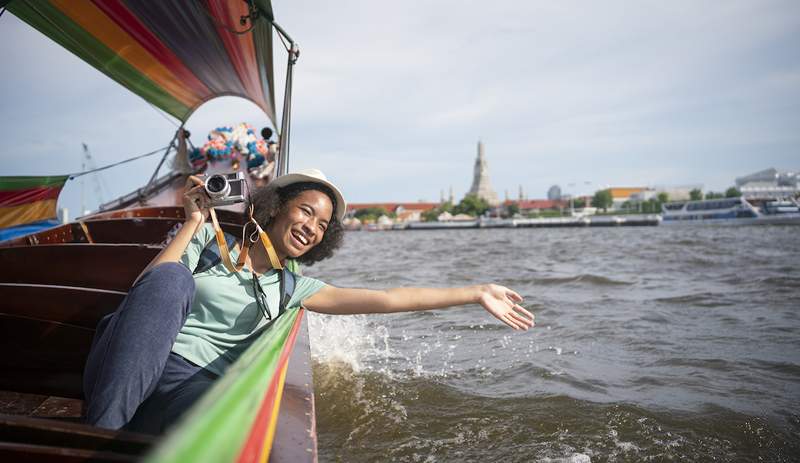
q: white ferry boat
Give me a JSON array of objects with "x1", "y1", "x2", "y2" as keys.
[{"x1": 661, "y1": 197, "x2": 800, "y2": 225}]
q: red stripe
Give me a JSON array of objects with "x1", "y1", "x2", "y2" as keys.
[
  {"x1": 0, "y1": 186, "x2": 62, "y2": 208},
  {"x1": 205, "y1": 0, "x2": 266, "y2": 106},
  {"x1": 235, "y1": 310, "x2": 305, "y2": 463},
  {"x1": 91, "y1": 0, "x2": 212, "y2": 100}
]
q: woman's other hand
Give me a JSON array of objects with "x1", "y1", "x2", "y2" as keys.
[
  {"x1": 477, "y1": 284, "x2": 535, "y2": 331},
  {"x1": 183, "y1": 175, "x2": 209, "y2": 225}
]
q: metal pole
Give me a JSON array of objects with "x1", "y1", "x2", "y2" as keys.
[{"x1": 274, "y1": 22, "x2": 299, "y2": 177}]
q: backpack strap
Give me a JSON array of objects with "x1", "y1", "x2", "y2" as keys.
[
  {"x1": 278, "y1": 267, "x2": 297, "y2": 317},
  {"x1": 193, "y1": 231, "x2": 238, "y2": 275}
]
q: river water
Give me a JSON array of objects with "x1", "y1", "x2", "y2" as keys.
[{"x1": 304, "y1": 225, "x2": 800, "y2": 462}]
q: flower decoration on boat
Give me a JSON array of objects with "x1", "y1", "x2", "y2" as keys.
[{"x1": 189, "y1": 123, "x2": 276, "y2": 179}]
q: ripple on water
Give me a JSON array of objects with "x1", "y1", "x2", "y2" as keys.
[
  {"x1": 531, "y1": 274, "x2": 634, "y2": 286},
  {"x1": 306, "y1": 226, "x2": 800, "y2": 460},
  {"x1": 314, "y1": 364, "x2": 800, "y2": 462},
  {"x1": 653, "y1": 292, "x2": 736, "y2": 308}
]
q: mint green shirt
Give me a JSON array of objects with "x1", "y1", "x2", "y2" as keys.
[{"x1": 172, "y1": 224, "x2": 326, "y2": 376}]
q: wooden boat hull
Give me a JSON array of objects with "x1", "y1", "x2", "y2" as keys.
[{"x1": 1, "y1": 188, "x2": 317, "y2": 462}]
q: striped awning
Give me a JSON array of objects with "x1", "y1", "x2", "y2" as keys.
[
  {"x1": 0, "y1": 175, "x2": 68, "y2": 230},
  {"x1": 7, "y1": 0, "x2": 277, "y2": 127}
]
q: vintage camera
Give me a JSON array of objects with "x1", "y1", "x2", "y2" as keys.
[{"x1": 204, "y1": 172, "x2": 246, "y2": 207}]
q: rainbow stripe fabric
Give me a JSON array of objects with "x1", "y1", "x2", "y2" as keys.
[
  {"x1": 146, "y1": 307, "x2": 306, "y2": 463},
  {"x1": 8, "y1": 0, "x2": 277, "y2": 126},
  {"x1": 0, "y1": 175, "x2": 68, "y2": 231}
]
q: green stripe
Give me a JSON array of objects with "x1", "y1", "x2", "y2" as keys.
[
  {"x1": 145, "y1": 308, "x2": 300, "y2": 463},
  {"x1": 9, "y1": 1, "x2": 191, "y2": 120},
  {"x1": 0, "y1": 175, "x2": 69, "y2": 191}
]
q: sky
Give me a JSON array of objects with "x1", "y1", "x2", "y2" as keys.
[{"x1": 1, "y1": 0, "x2": 799, "y2": 216}]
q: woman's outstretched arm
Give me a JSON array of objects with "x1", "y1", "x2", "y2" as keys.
[{"x1": 303, "y1": 284, "x2": 535, "y2": 330}]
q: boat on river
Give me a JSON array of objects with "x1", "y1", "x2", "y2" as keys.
[
  {"x1": 0, "y1": 1, "x2": 317, "y2": 461},
  {"x1": 661, "y1": 197, "x2": 800, "y2": 225}
]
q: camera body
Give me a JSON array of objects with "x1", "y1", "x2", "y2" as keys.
[{"x1": 204, "y1": 172, "x2": 246, "y2": 207}]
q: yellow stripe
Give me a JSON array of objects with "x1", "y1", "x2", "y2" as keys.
[
  {"x1": 0, "y1": 199, "x2": 58, "y2": 228},
  {"x1": 52, "y1": 0, "x2": 202, "y2": 109},
  {"x1": 258, "y1": 360, "x2": 290, "y2": 463}
]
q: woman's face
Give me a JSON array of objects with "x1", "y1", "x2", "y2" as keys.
[{"x1": 267, "y1": 189, "x2": 334, "y2": 260}]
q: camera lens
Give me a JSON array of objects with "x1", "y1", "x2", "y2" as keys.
[
  {"x1": 207, "y1": 175, "x2": 226, "y2": 193},
  {"x1": 205, "y1": 174, "x2": 230, "y2": 199}
]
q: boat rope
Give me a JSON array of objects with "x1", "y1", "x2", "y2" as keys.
[
  {"x1": 0, "y1": 6, "x2": 6, "y2": 19},
  {"x1": 68, "y1": 145, "x2": 169, "y2": 180},
  {"x1": 275, "y1": 25, "x2": 291, "y2": 53},
  {"x1": 146, "y1": 100, "x2": 181, "y2": 128},
  {"x1": 143, "y1": 125, "x2": 185, "y2": 195}
]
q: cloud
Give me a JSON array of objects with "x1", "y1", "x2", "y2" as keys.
[{"x1": 1, "y1": 0, "x2": 798, "y2": 214}]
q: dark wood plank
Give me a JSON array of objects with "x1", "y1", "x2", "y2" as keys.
[
  {"x1": 0, "y1": 284, "x2": 124, "y2": 329},
  {"x1": 0, "y1": 224, "x2": 83, "y2": 248},
  {"x1": 0, "y1": 442, "x2": 137, "y2": 462},
  {"x1": 85, "y1": 206, "x2": 245, "y2": 225},
  {"x1": 0, "y1": 414, "x2": 153, "y2": 457},
  {"x1": 0, "y1": 371, "x2": 84, "y2": 401},
  {"x1": 0, "y1": 314, "x2": 93, "y2": 397},
  {"x1": 0, "y1": 392, "x2": 48, "y2": 416},
  {"x1": 83, "y1": 218, "x2": 243, "y2": 245},
  {"x1": 84, "y1": 218, "x2": 181, "y2": 245},
  {"x1": 30, "y1": 397, "x2": 83, "y2": 419},
  {"x1": 85, "y1": 207, "x2": 185, "y2": 221},
  {"x1": 0, "y1": 244, "x2": 159, "y2": 292}
]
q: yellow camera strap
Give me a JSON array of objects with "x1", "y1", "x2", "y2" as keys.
[
  {"x1": 208, "y1": 207, "x2": 283, "y2": 273},
  {"x1": 250, "y1": 216, "x2": 284, "y2": 270}
]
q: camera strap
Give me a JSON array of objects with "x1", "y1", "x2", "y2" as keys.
[{"x1": 208, "y1": 206, "x2": 283, "y2": 273}]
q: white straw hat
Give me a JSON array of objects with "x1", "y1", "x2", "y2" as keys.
[{"x1": 269, "y1": 169, "x2": 347, "y2": 221}]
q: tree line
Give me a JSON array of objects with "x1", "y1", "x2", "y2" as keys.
[{"x1": 354, "y1": 186, "x2": 745, "y2": 223}]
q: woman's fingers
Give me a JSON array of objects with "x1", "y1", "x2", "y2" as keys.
[
  {"x1": 513, "y1": 305, "x2": 535, "y2": 322},
  {"x1": 501, "y1": 313, "x2": 524, "y2": 330},
  {"x1": 185, "y1": 184, "x2": 205, "y2": 195},
  {"x1": 508, "y1": 309, "x2": 534, "y2": 328},
  {"x1": 506, "y1": 289, "x2": 524, "y2": 303}
]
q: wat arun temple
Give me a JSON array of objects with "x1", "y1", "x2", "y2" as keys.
[{"x1": 467, "y1": 140, "x2": 500, "y2": 206}]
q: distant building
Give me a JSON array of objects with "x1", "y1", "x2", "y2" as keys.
[
  {"x1": 627, "y1": 186, "x2": 701, "y2": 203},
  {"x1": 547, "y1": 185, "x2": 562, "y2": 201},
  {"x1": 736, "y1": 168, "x2": 799, "y2": 198},
  {"x1": 503, "y1": 199, "x2": 566, "y2": 214},
  {"x1": 347, "y1": 202, "x2": 439, "y2": 223},
  {"x1": 607, "y1": 187, "x2": 647, "y2": 208},
  {"x1": 655, "y1": 185, "x2": 702, "y2": 202},
  {"x1": 467, "y1": 141, "x2": 500, "y2": 206}
]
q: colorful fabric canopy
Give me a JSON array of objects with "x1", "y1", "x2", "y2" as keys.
[
  {"x1": 0, "y1": 175, "x2": 68, "y2": 229},
  {"x1": 7, "y1": 0, "x2": 277, "y2": 127}
]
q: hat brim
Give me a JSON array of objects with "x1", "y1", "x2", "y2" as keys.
[{"x1": 269, "y1": 173, "x2": 347, "y2": 221}]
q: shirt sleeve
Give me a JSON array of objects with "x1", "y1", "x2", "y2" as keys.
[
  {"x1": 288, "y1": 274, "x2": 327, "y2": 309},
  {"x1": 179, "y1": 223, "x2": 215, "y2": 272}
]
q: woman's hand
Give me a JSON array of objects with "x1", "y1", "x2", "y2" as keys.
[
  {"x1": 304, "y1": 283, "x2": 535, "y2": 331},
  {"x1": 183, "y1": 175, "x2": 209, "y2": 225},
  {"x1": 135, "y1": 175, "x2": 211, "y2": 283},
  {"x1": 476, "y1": 284, "x2": 535, "y2": 331}
]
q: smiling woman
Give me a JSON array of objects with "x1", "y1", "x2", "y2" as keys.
[{"x1": 81, "y1": 168, "x2": 534, "y2": 434}]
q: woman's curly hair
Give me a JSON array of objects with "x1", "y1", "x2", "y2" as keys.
[{"x1": 246, "y1": 181, "x2": 344, "y2": 265}]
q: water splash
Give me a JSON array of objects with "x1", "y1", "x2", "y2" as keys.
[{"x1": 307, "y1": 312, "x2": 392, "y2": 374}]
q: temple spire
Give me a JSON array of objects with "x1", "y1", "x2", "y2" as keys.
[{"x1": 467, "y1": 140, "x2": 499, "y2": 206}]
